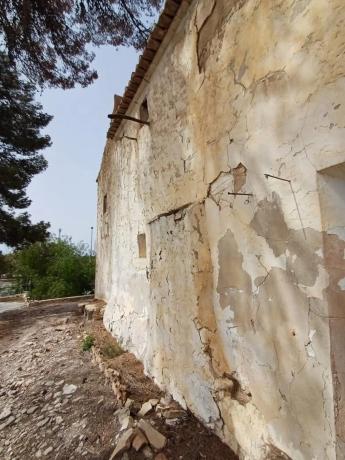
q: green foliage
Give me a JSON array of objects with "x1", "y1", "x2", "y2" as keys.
[
  {"x1": 0, "y1": 252, "x2": 14, "y2": 276},
  {"x1": 0, "y1": 52, "x2": 51, "y2": 248},
  {"x1": 102, "y1": 342, "x2": 124, "y2": 359},
  {"x1": 12, "y1": 237, "x2": 95, "y2": 300},
  {"x1": 82, "y1": 334, "x2": 95, "y2": 352}
]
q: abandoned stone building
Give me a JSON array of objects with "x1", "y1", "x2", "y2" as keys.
[{"x1": 96, "y1": 0, "x2": 345, "y2": 458}]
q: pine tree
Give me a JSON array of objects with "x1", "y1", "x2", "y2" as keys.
[
  {"x1": 0, "y1": 0, "x2": 162, "y2": 89},
  {"x1": 0, "y1": 53, "x2": 51, "y2": 248}
]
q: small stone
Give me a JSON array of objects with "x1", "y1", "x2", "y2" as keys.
[
  {"x1": 165, "y1": 418, "x2": 179, "y2": 426},
  {"x1": 124, "y1": 398, "x2": 134, "y2": 409},
  {"x1": 55, "y1": 380, "x2": 64, "y2": 387},
  {"x1": 27, "y1": 406, "x2": 38, "y2": 415},
  {"x1": 143, "y1": 446, "x2": 154, "y2": 459},
  {"x1": 37, "y1": 417, "x2": 49, "y2": 428},
  {"x1": 120, "y1": 415, "x2": 133, "y2": 431},
  {"x1": 149, "y1": 399, "x2": 159, "y2": 407},
  {"x1": 43, "y1": 446, "x2": 53, "y2": 456},
  {"x1": 160, "y1": 395, "x2": 172, "y2": 406},
  {"x1": 62, "y1": 384, "x2": 77, "y2": 395},
  {"x1": 138, "y1": 420, "x2": 167, "y2": 450},
  {"x1": 109, "y1": 428, "x2": 134, "y2": 459},
  {"x1": 115, "y1": 407, "x2": 130, "y2": 427},
  {"x1": 42, "y1": 403, "x2": 49, "y2": 412},
  {"x1": 55, "y1": 416, "x2": 63, "y2": 424},
  {"x1": 132, "y1": 430, "x2": 148, "y2": 451},
  {"x1": 0, "y1": 415, "x2": 15, "y2": 431},
  {"x1": 0, "y1": 407, "x2": 11, "y2": 421},
  {"x1": 138, "y1": 401, "x2": 153, "y2": 417},
  {"x1": 162, "y1": 409, "x2": 187, "y2": 420},
  {"x1": 35, "y1": 450, "x2": 42, "y2": 458}
]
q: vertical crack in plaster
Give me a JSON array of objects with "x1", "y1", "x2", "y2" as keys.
[{"x1": 194, "y1": 0, "x2": 217, "y2": 74}]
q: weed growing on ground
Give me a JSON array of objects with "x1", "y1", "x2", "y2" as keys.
[
  {"x1": 102, "y1": 342, "x2": 124, "y2": 358},
  {"x1": 82, "y1": 334, "x2": 95, "y2": 351}
]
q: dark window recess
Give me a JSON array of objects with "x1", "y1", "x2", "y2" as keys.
[
  {"x1": 140, "y1": 98, "x2": 149, "y2": 123},
  {"x1": 137, "y1": 233, "x2": 147, "y2": 258},
  {"x1": 103, "y1": 194, "x2": 107, "y2": 214}
]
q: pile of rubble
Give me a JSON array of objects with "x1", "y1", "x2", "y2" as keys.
[
  {"x1": 91, "y1": 345, "x2": 127, "y2": 403},
  {"x1": 89, "y1": 328, "x2": 188, "y2": 459},
  {"x1": 110, "y1": 395, "x2": 188, "y2": 459}
]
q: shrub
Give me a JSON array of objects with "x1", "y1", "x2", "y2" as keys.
[
  {"x1": 12, "y1": 237, "x2": 95, "y2": 300},
  {"x1": 82, "y1": 334, "x2": 95, "y2": 352},
  {"x1": 102, "y1": 342, "x2": 124, "y2": 359}
]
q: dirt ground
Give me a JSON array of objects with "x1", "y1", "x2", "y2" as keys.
[{"x1": 0, "y1": 302, "x2": 238, "y2": 460}]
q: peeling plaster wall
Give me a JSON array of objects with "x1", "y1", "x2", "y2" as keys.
[{"x1": 96, "y1": 1, "x2": 345, "y2": 458}]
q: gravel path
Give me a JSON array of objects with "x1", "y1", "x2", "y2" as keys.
[
  {"x1": 0, "y1": 302, "x2": 26, "y2": 314},
  {"x1": 0, "y1": 303, "x2": 117, "y2": 460}
]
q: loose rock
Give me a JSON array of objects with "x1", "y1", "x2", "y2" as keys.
[
  {"x1": 55, "y1": 416, "x2": 63, "y2": 424},
  {"x1": 149, "y1": 399, "x2": 159, "y2": 407},
  {"x1": 0, "y1": 415, "x2": 15, "y2": 431},
  {"x1": 0, "y1": 407, "x2": 11, "y2": 421},
  {"x1": 138, "y1": 420, "x2": 167, "y2": 451},
  {"x1": 37, "y1": 417, "x2": 49, "y2": 428},
  {"x1": 124, "y1": 398, "x2": 134, "y2": 409},
  {"x1": 165, "y1": 418, "x2": 179, "y2": 426},
  {"x1": 109, "y1": 428, "x2": 134, "y2": 459},
  {"x1": 163, "y1": 409, "x2": 187, "y2": 420},
  {"x1": 44, "y1": 446, "x2": 53, "y2": 455},
  {"x1": 114, "y1": 407, "x2": 131, "y2": 430},
  {"x1": 27, "y1": 406, "x2": 38, "y2": 415},
  {"x1": 62, "y1": 384, "x2": 77, "y2": 395},
  {"x1": 138, "y1": 401, "x2": 153, "y2": 417},
  {"x1": 143, "y1": 446, "x2": 154, "y2": 459},
  {"x1": 132, "y1": 429, "x2": 148, "y2": 451}
]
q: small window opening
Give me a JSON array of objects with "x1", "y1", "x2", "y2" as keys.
[
  {"x1": 140, "y1": 98, "x2": 149, "y2": 123},
  {"x1": 137, "y1": 233, "x2": 146, "y2": 258},
  {"x1": 103, "y1": 194, "x2": 107, "y2": 214}
]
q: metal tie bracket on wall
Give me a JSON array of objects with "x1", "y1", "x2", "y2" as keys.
[{"x1": 108, "y1": 114, "x2": 150, "y2": 126}]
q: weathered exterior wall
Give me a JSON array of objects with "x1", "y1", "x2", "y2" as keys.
[{"x1": 96, "y1": 1, "x2": 345, "y2": 458}]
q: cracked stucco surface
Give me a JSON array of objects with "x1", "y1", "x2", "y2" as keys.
[{"x1": 96, "y1": 0, "x2": 345, "y2": 458}]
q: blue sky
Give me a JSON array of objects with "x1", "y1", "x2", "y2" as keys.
[{"x1": 27, "y1": 45, "x2": 138, "y2": 248}]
